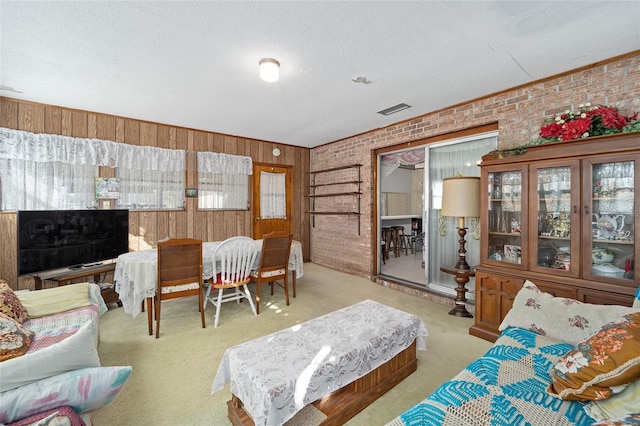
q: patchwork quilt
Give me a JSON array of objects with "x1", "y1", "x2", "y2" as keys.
[{"x1": 388, "y1": 327, "x2": 597, "y2": 426}]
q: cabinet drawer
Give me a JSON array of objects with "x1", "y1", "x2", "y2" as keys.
[
  {"x1": 578, "y1": 288, "x2": 635, "y2": 306},
  {"x1": 533, "y1": 280, "x2": 577, "y2": 299}
]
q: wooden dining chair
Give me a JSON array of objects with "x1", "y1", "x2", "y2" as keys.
[
  {"x1": 250, "y1": 232, "x2": 293, "y2": 315},
  {"x1": 204, "y1": 236, "x2": 260, "y2": 328},
  {"x1": 150, "y1": 238, "x2": 205, "y2": 338}
]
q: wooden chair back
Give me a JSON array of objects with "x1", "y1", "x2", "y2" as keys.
[
  {"x1": 257, "y1": 232, "x2": 292, "y2": 277},
  {"x1": 151, "y1": 238, "x2": 205, "y2": 337},
  {"x1": 252, "y1": 232, "x2": 293, "y2": 314}
]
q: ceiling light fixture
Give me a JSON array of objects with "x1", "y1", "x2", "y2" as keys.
[{"x1": 259, "y1": 58, "x2": 280, "y2": 82}]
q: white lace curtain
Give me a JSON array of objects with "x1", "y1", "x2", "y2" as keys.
[
  {"x1": 197, "y1": 152, "x2": 253, "y2": 210},
  {"x1": 428, "y1": 136, "x2": 496, "y2": 287},
  {"x1": 0, "y1": 158, "x2": 97, "y2": 210},
  {"x1": 113, "y1": 145, "x2": 185, "y2": 210},
  {"x1": 259, "y1": 171, "x2": 286, "y2": 219},
  {"x1": 0, "y1": 127, "x2": 185, "y2": 211},
  {"x1": 0, "y1": 127, "x2": 184, "y2": 170}
]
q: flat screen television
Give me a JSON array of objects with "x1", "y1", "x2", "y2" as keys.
[{"x1": 17, "y1": 209, "x2": 129, "y2": 276}]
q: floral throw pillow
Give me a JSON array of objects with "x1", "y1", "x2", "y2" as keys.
[
  {"x1": 0, "y1": 312, "x2": 34, "y2": 361},
  {"x1": 547, "y1": 311, "x2": 640, "y2": 400},
  {"x1": 499, "y1": 280, "x2": 638, "y2": 345},
  {"x1": 0, "y1": 280, "x2": 29, "y2": 324}
]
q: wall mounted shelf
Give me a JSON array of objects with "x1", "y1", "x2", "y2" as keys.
[{"x1": 308, "y1": 164, "x2": 362, "y2": 234}]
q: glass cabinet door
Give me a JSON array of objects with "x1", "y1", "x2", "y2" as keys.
[
  {"x1": 531, "y1": 161, "x2": 580, "y2": 276},
  {"x1": 486, "y1": 168, "x2": 526, "y2": 267},
  {"x1": 585, "y1": 156, "x2": 637, "y2": 283}
]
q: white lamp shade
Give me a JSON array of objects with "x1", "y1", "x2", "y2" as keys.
[
  {"x1": 259, "y1": 58, "x2": 279, "y2": 82},
  {"x1": 440, "y1": 176, "x2": 480, "y2": 218}
]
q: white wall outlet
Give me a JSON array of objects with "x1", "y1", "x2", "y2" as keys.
[{"x1": 102, "y1": 200, "x2": 110, "y2": 209}]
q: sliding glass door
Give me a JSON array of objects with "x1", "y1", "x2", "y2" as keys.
[
  {"x1": 425, "y1": 135, "x2": 496, "y2": 295},
  {"x1": 378, "y1": 133, "x2": 497, "y2": 295}
]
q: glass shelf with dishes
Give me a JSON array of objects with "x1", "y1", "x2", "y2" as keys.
[
  {"x1": 587, "y1": 159, "x2": 636, "y2": 281},
  {"x1": 534, "y1": 165, "x2": 575, "y2": 273},
  {"x1": 486, "y1": 169, "x2": 524, "y2": 266}
]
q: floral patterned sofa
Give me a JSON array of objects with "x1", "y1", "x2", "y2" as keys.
[
  {"x1": 387, "y1": 281, "x2": 640, "y2": 426},
  {"x1": 0, "y1": 280, "x2": 131, "y2": 425}
]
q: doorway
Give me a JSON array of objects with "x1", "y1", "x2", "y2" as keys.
[
  {"x1": 377, "y1": 133, "x2": 497, "y2": 295},
  {"x1": 252, "y1": 163, "x2": 293, "y2": 239},
  {"x1": 379, "y1": 149, "x2": 426, "y2": 284}
]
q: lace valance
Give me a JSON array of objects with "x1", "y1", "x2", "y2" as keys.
[
  {"x1": 197, "y1": 151, "x2": 253, "y2": 175},
  {"x1": 0, "y1": 127, "x2": 185, "y2": 171}
]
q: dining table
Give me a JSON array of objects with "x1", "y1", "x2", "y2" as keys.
[{"x1": 114, "y1": 239, "x2": 304, "y2": 317}]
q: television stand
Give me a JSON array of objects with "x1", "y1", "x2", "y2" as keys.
[{"x1": 33, "y1": 263, "x2": 121, "y2": 307}]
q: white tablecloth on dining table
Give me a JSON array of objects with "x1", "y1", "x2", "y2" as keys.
[
  {"x1": 211, "y1": 299, "x2": 428, "y2": 426},
  {"x1": 114, "y1": 240, "x2": 303, "y2": 317}
]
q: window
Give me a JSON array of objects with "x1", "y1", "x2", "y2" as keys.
[
  {"x1": 259, "y1": 171, "x2": 286, "y2": 218},
  {"x1": 116, "y1": 168, "x2": 184, "y2": 210},
  {"x1": 0, "y1": 128, "x2": 100, "y2": 211},
  {"x1": 114, "y1": 144, "x2": 186, "y2": 211},
  {"x1": 197, "y1": 152, "x2": 252, "y2": 210},
  {"x1": 0, "y1": 158, "x2": 97, "y2": 210},
  {"x1": 198, "y1": 173, "x2": 249, "y2": 210},
  {"x1": 0, "y1": 127, "x2": 186, "y2": 212}
]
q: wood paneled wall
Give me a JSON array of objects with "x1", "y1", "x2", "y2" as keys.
[{"x1": 0, "y1": 97, "x2": 310, "y2": 290}]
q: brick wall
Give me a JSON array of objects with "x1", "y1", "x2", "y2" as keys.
[{"x1": 309, "y1": 52, "x2": 640, "y2": 278}]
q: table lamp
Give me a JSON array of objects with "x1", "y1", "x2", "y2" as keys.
[{"x1": 440, "y1": 176, "x2": 481, "y2": 270}]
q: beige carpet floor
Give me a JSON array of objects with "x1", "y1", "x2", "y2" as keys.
[{"x1": 91, "y1": 263, "x2": 492, "y2": 425}]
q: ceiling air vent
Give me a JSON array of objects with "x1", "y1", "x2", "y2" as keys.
[{"x1": 377, "y1": 103, "x2": 411, "y2": 116}]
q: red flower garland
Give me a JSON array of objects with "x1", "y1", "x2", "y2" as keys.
[{"x1": 540, "y1": 103, "x2": 638, "y2": 142}]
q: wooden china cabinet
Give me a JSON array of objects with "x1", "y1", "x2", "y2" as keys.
[{"x1": 470, "y1": 132, "x2": 640, "y2": 342}]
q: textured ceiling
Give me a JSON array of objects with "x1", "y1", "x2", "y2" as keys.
[{"x1": 1, "y1": 1, "x2": 639, "y2": 148}]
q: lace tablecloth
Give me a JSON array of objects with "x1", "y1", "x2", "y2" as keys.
[
  {"x1": 211, "y1": 299, "x2": 428, "y2": 426},
  {"x1": 114, "y1": 240, "x2": 303, "y2": 317}
]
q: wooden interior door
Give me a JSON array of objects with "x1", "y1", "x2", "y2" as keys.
[{"x1": 252, "y1": 163, "x2": 293, "y2": 239}]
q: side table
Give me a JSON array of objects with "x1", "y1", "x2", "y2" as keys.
[
  {"x1": 33, "y1": 263, "x2": 121, "y2": 307},
  {"x1": 440, "y1": 265, "x2": 475, "y2": 318}
]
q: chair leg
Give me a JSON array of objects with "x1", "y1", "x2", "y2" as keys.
[
  {"x1": 199, "y1": 289, "x2": 206, "y2": 329},
  {"x1": 242, "y1": 285, "x2": 257, "y2": 316},
  {"x1": 292, "y1": 272, "x2": 296, "y2": 298},
  {"x1": 214, "y1": 288, "x2": 224, "y2": 328},
  {"x1": 155, "y1": 296, "x2": 161, "y2": 339},
  {"x1": 146, "y1": 297, "x2": 153, "y2": 336},
  {"x1": 283, "y1": 276, "x2": 290, "y2": 306},
  {"x1": 255, "y1": 282, "x2": 262, "y2": 315},
  {"x1": 203, "y1": 282, "x2": 212, "y2": 310}
]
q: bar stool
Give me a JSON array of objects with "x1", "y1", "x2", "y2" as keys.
[
  {"x1": 381, "y1": 227, "x2": 398, "y2": 259},
  {"x1": 391, "y1": 226, "x2": 409, "y2": 256},
  {"x1": 399, "y1": 227, "x2": 414, "y2": 255}
]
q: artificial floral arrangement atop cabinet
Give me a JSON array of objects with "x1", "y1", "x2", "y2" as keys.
[{"x1": 492, "y1": 103, "x2": 640, "y2": 158}]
